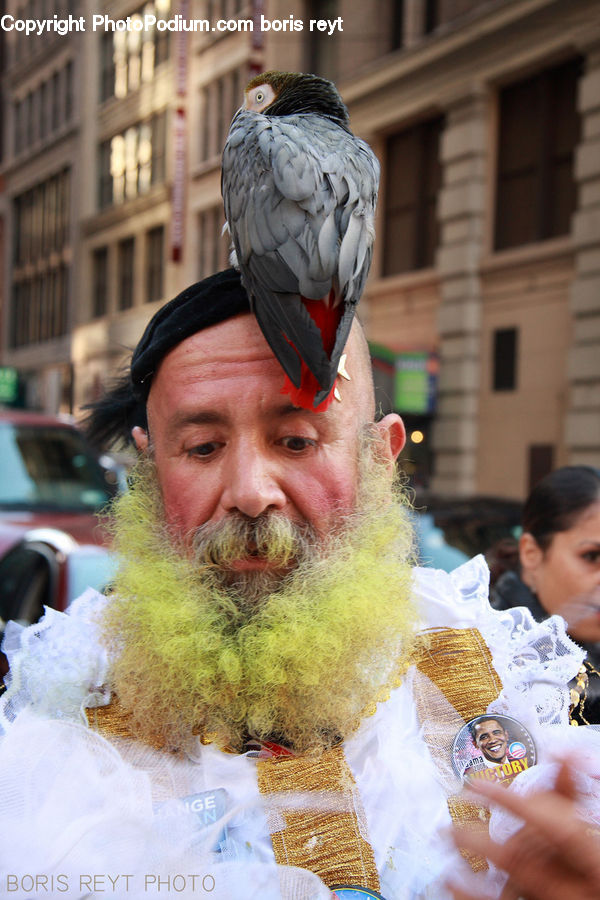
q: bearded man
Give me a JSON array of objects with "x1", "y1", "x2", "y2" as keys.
[{"x1": 1, "y1": 270, "x2": 599, "y2": 900}]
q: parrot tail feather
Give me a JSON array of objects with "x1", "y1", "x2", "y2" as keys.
[
  {"x1": 281, "y1": 367, "x2": 337, "y2": 412},
  {"x1": 280, "y1": 290, "x2": 342, "y2": 410}
]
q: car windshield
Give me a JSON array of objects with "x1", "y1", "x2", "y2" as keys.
[{"x1": 0, "y1": 422, "x2": 114, "y2": 512}]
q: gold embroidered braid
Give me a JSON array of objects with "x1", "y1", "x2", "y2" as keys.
[
  {"x1": 413, "y1": 627, "x2": 503, "y2": 873},
  {"x1": 86, "y1": 695, "x2": 136, "y2": 740},
  {"x1": 256, "y1": 745, "x2": 380, "y2": 890},
  {"x1": 446, "y1": 797, "x2": 492, "y2": 873},
  {"x1": 89, "y1": 697, "x2": 380, "y2": 887}
]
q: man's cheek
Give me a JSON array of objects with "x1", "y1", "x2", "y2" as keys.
[
  {"x1": 300, "y1": 481, "x2": 355, "y2": 531},
  {"x1": 160, "y1": 475, "x2": 207, "y2": 536}
]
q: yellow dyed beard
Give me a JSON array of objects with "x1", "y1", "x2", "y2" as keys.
[{"x1": 102, "y1": 444, "x2": 417, "y2": 755}]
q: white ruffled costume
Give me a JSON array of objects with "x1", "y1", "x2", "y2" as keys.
[{"x1": 1, "y1": 556, "x2": 599, "y2": 900}]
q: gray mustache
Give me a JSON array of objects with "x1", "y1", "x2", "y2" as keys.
[{"x1": 190, "y1": 514, "x2": 316, "y2": 567}]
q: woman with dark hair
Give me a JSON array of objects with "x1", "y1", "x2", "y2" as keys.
[{"x1": 491, "y1": 465, "x2": 600, "y2": 724}]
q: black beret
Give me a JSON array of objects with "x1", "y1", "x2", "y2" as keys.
[
  {"x1": 83, "y1": 268, "x2": 251, "y2": 448},
  {"x1": 132, "y1": 268, "x2": 250, "y2": 400}
]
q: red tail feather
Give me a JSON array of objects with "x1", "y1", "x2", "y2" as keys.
[
  {"x1": 281, "y1": 368, "x2": 337, "y2": 411},
  {"x1": 281, "y1": 291, "x2": 341, "y2": 412}
]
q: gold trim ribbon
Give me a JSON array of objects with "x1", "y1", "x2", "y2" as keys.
[
  {"x1": 414, "y1": 626, "x2": 504, "y2": 872},
  {"x1": 87, "y1": 698, "x2": 379, "y2": 888},
  {"x1": 256, "y1": 746, "x2": 380, "y2": 891}
]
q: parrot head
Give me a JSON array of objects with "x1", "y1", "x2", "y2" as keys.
[{"x1": 243, "y1": 71, "x2": 350, "y2": 130}]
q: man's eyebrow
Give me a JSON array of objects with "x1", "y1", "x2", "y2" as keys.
[
  {"x1": 273, "y1": 402, "x2": 313, "y2": 418},
  {"x1": 166, "y1": 403, "x2": 311, "y2": 435},
  {"x1": 166, "y1": 410, "x2": 228, "y2": 435}
]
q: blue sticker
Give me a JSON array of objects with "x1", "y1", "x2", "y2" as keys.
[
  {"x1": 154, "y1": 788, "x2": 229, "y2": 849},
  {"x1": 183, "y1": 788, "x2": 228, "y2": 826}
]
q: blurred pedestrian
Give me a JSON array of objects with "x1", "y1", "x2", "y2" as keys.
[{"x1": 491, "y1": 466, "x2": 600, "y2": 724}]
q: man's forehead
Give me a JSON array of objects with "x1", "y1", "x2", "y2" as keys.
[
  {"x1": 157, "y1": 314, "x2": 280, "y2": 377},
  {"x1": 182, "y1": 312, "x2": 273, "y2": 359},
  {"x1": 157, "y1": 313, "x2": 365, "y2": 379},
  {"x1": 147, "y1": 311, "x2": 372, "y2": 425}
]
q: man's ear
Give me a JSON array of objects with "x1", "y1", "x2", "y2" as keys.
[
  {"x1": 373, "y1": 414, "x2": 406, "y2": 468},
  {"x1": 132, "y1": 426, "x2": 149, "y2": 453}
]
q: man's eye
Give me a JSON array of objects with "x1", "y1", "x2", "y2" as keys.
[
  {"x1": 280, "y1": 436, "x2": 315, "y2": 452},
  {"x1": 188, "y1": 442, "x2": 221, "y2": 458}
]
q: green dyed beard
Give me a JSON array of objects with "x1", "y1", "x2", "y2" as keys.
[{"x1": 102, "y1": 445, "x2": 417, "y2": 754}]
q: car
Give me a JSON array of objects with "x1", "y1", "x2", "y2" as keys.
[
  {"x1": 0, "y1": 408, "x2": 119, "y2": 542},
  {"x1": 0, "y1": 410, "x2": 120, "y2": 674}
]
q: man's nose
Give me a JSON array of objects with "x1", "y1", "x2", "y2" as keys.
[{"x1": 220, "y1": 447, "x2": 287, "y2": 519}]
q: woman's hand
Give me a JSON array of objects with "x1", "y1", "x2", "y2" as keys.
[{"x1": 447, "y1": 760, "x2": 600, "y2": 900}]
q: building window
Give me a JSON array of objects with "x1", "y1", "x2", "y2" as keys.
[
  {"x1": 56, "y1": 263, "x2": 68, "y2": 336},
  {"x1": 198, "y1": 67, "x2": 244, "y2": 164},
  {"x1": 11, "y1": 169, "x2": 71, "y2": 348},
  {"x1": 391, "y1": 1, "x2": 404, "y2": 50},
  {"x1": 118, "y1": 237, "x2": 135, "y2": 310},
  {"x1": 13, "y1": 100, "x2": 22, "y2": 155},
  {"x1": 495, "y1": 57, "x2": 582, "y2": 251},
  {"x1": 57, "y1": 169, "x2": 70, "y2": 249},
  {"x1": 13, "y1": 60, "x2": 73, "y2": 159},
  {"x1": 99, "y1": 32, "x2": 115, "y2": 102},
  {"x1": 198, "y1": 207, "x2": 229, "y2": 279},
  {"x1": 65, "y1": 60, "x2": 73, "y2": 122},
  {"x1": 492, "y1": 327, "x2": 518, "y2": 392},
  {"x1": 30, "y1": 89, "x2": 39, "y2": 144},
  {"x1": 424, "y1": 0, "x2": 438, "y2": 34},
  {"x1": 383, "y1": 117, "x2": 443, "y2": 275},
  {"x1": 25, "y1": 93, "x2": 33, "y2": 147},
  {"x1": 98, "y1": 141, "x2": 112, "y2": 208},
  {"x1": 31, "y1": 185, "x2": 43, "y2": 262},
  {"x1": 151, "y1": 112, "x2": 167, "y2": 186},
  {"x1": 424, "y1": 0, "x2": 489, "y2": 34},
  {"x1": 40, "y1": 81, "x2": 49, "y2": 139},
  {"x1": 146, "y1": 226, "x2": 164, "y2": 304},
  {"x1": 100, "y1": 0, "x2": 171, "y2": 102},
  {"x1": 51, "y1": 70, "x2": 61, "y2": 130},
  {"x1": 92, "y1": 247, "x2": 109, "y2": 318},
  {"x1": 305, "y1": 0, "x2": 338, "y2": 79},
  {"x1": 98, "y1": 111, "x2": 167, "y2": 210},
  {"x1": 207, "y1": 0, "x2": 242, "y2": 21},
  {"x1": 155, "y1": 4, "x2": 170, "y2": 66}
]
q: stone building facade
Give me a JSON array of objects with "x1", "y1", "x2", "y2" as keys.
[{"x1": 0, "y1": 0, "x2": 598, "y2": 498}]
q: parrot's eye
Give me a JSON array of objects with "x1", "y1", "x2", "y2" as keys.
[{"x1": 245, "y1": 83, "x2": 275, "y2": 112}]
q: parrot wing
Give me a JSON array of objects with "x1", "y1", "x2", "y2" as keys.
[{"x1": 222, "y1": 109, "x2": 379, "y2": 403}]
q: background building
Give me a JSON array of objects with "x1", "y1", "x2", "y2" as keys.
[
  {"x1": 1, "y1": 0, "x2": 81, "y2": 411},
  {"x1": 1, "y1": 0, "x2": 598, "y2": 500},
  {"x1": 73, "y1": 0, "x2": 174, "y2": 408}
]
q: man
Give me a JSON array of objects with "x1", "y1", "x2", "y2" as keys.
[
  {"x1": 1, "y1": 269, "x2": 599, "y2": 900},
  {"x1": 470, "y1": 717, "x2": 511, "y2": 766}
]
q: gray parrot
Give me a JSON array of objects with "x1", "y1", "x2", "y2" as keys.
[{"x1": 221, "y1": 71, "x2": 380, "y2": 411}]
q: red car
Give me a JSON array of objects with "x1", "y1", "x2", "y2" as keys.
[{"x1": 0, "y1": 410, "x2": 118, "y2": 674}]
